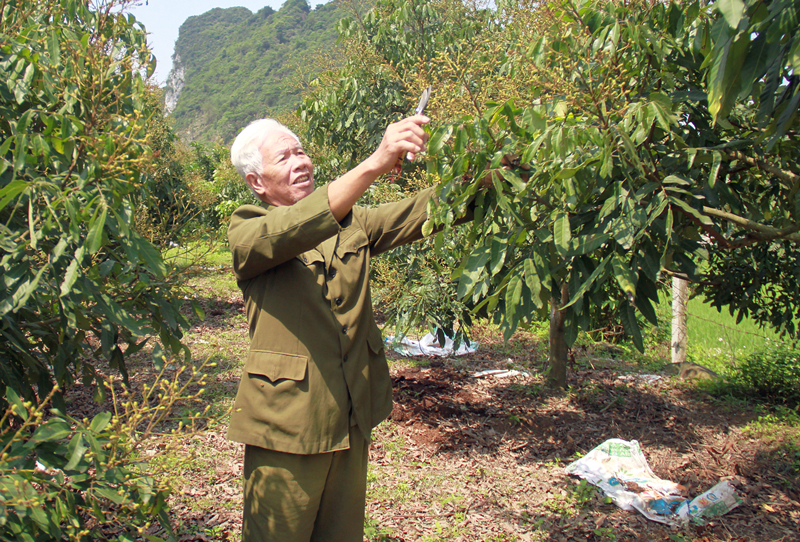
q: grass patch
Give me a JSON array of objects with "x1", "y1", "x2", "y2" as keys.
[
  {"x1": 684, "y1": 296, "x2": 781, "y2": 373},
  {"x1": 742, "y1": 406, "x2": 800, "y2": 478},
  {"x1": 700, "y1": 343, "x2": 800, "y2": 408},
  {"x1": 164, "y1": 237, "x2": 231, "y2": 269}
]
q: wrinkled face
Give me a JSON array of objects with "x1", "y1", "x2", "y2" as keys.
[{"x1": 249, "y1": 130, "x2": 314, "y2": 206}]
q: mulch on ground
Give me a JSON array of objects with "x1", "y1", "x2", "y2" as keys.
[
  {"x1": 57, "y1": 278, "x2": 800, "y2": 541},
  {"x1": 366, "y1": 355, "x2": 799, "y2": 541}
]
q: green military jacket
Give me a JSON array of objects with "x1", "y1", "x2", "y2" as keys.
[{"x1": 227, "y1": 184, "x2": 436, "y2": 455}]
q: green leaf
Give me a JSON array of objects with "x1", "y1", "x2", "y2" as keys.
[
  {"x1": 489, "y1": 237, "x2": 508, "y2": 275},
  {"x1": 562, "y1": 255, "x2": 611, "y2": 310},
  {"x1": 663, "y1": 174, "x2": 692, "y2": 186},
  {"x1": 501, "y1": 169, "x2": 528, "y2": 192},
  {"x1": 635, "y1": 292, "x2": 659, "y2": 327},
  {"x1": 666, "y1": 207, "x2": 674, "y2": 237},
  {"x1": 427, "y1": 125, "x2": 453, "y2": 155},
  {"x1": 421, "y1": 218, "x2": 434, "y2": 238},
  {"x1": 32, "y1": 419, "x2": 72, "y2": 443},
  {"x1": 599, "y1": 182, "x2": 625, "y2": 220},
  {"x1": 669, "y1": 196, "x2": 713, "y2": 225},
  {"x1": 48, "y1": 30, "x2": 62, "y2": 67},
  {"x1": 5, "y1": 387, "x2": 28, "y2": 421},
  {"x1": 504, "y1": 273, "x2": 523, "y2": 333},
  {"x1": 8, "y1": 265, "x2": 49, "y2": 314},
  {"x1": 457, "y1": 245, "x2": 491, "y2": 298},
  {"x1": 0, "y1": 180, "x2": 28, "y2": 211},
  {"x1": 129, "y1": 232, "x2": 167, "y2": 278},
  {"x1": 86, "y1": 206, "x2": 107, "y2": 254},
  {"x1": 555, "y1": 167, "x2": 578, "y2": 180},
  {"x1": 93, "y1": 487, "x2": 126, "y2": 505},
  {"x1": 707, "y1": 24, "x2": 750, "y2": 121},
  {"x1": 98, "y1": 294, "x2": 146, "y2": 336},
  {"x1": 610, "y1": 253, "x2": 636, "y2": 300},
  {"x1": 89, "y1": 411, "x2": 112, "y2": 433},
  {"x1": 599, "y1": 138, "x2": 614, "y2": 179},
  {"x1": 648, "y1": 92, "x2": 674, "y2": 130},
  {"x1": 621, "y1": 303, "x2": 644, "y2": 352},
  {"x1": 708, "y1": 151, "x2": 722, "y2": 188},
  {"x1": 14, "y1": 63, "x2": 36, "y2": 104},
  {"x1": 523, "y1": 258, "x2": 544, "y2": 309},
  {"x1": 716, "y1": 0, "x2": 747, "y2": 29},
  {"x1": 553, "y1": 212, "x2": 571, "y2": 258},
  {"x1": 64, "y1": 434, "x2": 89, "y2": 471},
  {"x1": 453, "y1": 125, "x2": 468, "y2": 152},
  {"x1": 60, "y1": 245, "x2": 85, "y2": 298},
  {"x1": 568, "y1": 233, "x2": 609, "y2": 257},
  {"x1": 28, "y1": 198, "x2": 37, "y2": 250}
]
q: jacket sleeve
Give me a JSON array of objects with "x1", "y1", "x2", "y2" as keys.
[
  {"x1": 357, "y1": 186, "x2": 474, "y2": 256},
  {"x1": 228, "y1": 186, "x2": 340, "y2": 282},
  {"x1": 354, "y1": 187, "x2": 435, "y2": 256}
]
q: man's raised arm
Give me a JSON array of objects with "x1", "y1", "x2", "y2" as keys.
[{"x1": 327, "y1": 115, "x2": 429, "y2": 222}]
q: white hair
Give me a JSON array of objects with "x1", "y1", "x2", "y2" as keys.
[{"x1": 230, "y1": 118, "x2": 301, "y2": 181}]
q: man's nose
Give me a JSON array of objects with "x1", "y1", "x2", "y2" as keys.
[{"x1": 294, "y1": 155, "x2": 312, "y2": 171}]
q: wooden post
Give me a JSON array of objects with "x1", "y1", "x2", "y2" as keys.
[{"x1": 671, "y1": 277, "x2": 688, "y2": 365}]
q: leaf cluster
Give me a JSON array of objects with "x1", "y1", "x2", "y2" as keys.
[
  {"x1": 0, "y1": 356, "x2": 214, "y2": 542},
  {"x1": 426, "y1": 0, "x2": 800, "y2": 347},
  {"x1": 0, "y1": 0, "x2": 192, "y2": 406}
]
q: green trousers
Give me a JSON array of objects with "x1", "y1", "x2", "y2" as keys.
[{"x1": 242, "y1": 425, "x2": 369, "y2": 542}]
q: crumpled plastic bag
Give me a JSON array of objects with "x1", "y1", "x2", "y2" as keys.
[
  {"x1": 385, "y1": 332, "x2": 478, "y2": 357},
  {"x1": 565, "y1": 439, "x2": 743, "y2": 525}
]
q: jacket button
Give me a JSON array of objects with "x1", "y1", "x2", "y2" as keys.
[
  {"x1": 343, "y1": 355, "x2": 348, "y2": 362},
  {"x1": 302, "y1": 255, "x2": 307, "y2": 263},
  {"x1": 341, "y1": 325, "x2": 348, "y2": 334},
  {"x1": 335, "y1": 297, "x2": 343, "y2": 306},
  {"x1": 328, "y1": 268, "x2": 337, "y2": 279}
]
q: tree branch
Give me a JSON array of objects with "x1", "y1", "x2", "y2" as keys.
[
  {"x1": 673, "y1": 203, "x2": 800, "y2": 248},
  {"x1": 726, "y1": 150, "x2": 800, "y2": 191},
  {"x1": 701, "y1": 206, "x2": 800, "y2": 242}
]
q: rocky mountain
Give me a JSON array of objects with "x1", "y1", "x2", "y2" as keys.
[{"x1": 164, "y1": 0, "x2": 347, "y2": 143}]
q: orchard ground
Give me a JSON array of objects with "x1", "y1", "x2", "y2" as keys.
[{"x1": 64, "y1": 262, "x2": 800, "y2": 542}]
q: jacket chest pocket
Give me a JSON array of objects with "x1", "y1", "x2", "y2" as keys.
[
  {"x1": 298, "y1": 249, "x2": 324, "y2": 267},
  {"x1": 335, "y1": 229, "x2": 370, "y2": 262}
]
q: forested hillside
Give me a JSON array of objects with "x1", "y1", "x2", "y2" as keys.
[{"x1": 166, "y1": 0, "x2": 348, "y2": 143}]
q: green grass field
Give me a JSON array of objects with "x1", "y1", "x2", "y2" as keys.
[{"x1": 684, "y1": 295, "x2": 783, "y2": 374}]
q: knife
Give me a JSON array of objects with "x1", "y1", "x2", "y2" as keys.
[{"x1": 407, "y1": 86, "x2": 432, "y2": 161}]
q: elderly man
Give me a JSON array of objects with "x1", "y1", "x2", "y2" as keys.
[{"x1": 227, "y1": 114, "x2": 435, "y2": 541}]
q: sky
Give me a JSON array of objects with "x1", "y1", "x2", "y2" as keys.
[{"x1": 126, "y1": 1, "x2": 327, "y2": 85}]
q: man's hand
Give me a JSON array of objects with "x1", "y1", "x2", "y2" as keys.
[
  {"x1": 366, "y1": 115, "x2": 430, "y2": 177},
  {"x1": 328, "y1": 115, "x2": 430, "y2": 221}
]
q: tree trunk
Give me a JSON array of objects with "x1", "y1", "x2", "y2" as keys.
[
  {"x1": 671, "y1": 277, "x2": 688, "y2": 365},
  {"x1": 546, "y1": 282, "x2": 570, "y2": 389}
]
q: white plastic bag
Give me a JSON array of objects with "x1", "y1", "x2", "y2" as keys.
[{"x1": 385, "y1": 333, "x2": 478, "y2": 357}]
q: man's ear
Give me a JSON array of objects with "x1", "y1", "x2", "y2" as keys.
[{"x1": 246, "y1": 172, "x2": 268, "y2": 201}]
